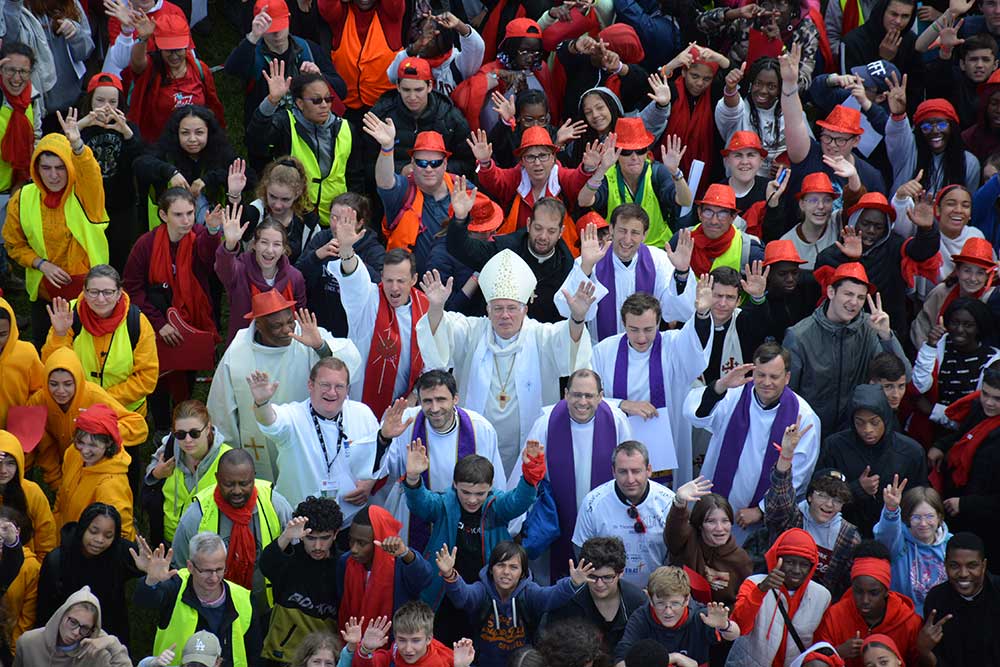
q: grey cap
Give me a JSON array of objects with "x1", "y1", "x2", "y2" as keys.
[{"x1": 182, "y1": 631, "x2": 222, "y2": 667}]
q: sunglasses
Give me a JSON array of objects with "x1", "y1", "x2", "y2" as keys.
[
  {"x1": 305, "y1": 95, "x2": 334, "y2": 105},
  {"x1": 414, "y1": 158, "x2": 444, "y2": 169},
  {"x1": 173, "y1": 427, "x2": 206, "y2": 441},
  {"x1": 627, "y1": 505, "x2": 646, "y2": 534},
  {"x1": 919, "y1": 120, "x2": 950, "y2": 134},
  {"x1": 619, "y1": 148, "x2": 648, "y2": 157}
]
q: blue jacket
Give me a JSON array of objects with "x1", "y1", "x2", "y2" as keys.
[
  {"x1": 873, "y1": 506, "x2": 950, "y2": 613},
  {"x1": 972, "y1": 173, "x2": 1000, "y2": 249},
  {"x1": 611, "y1": 0, "x2": 681, "y2": 73},
  {"x1": 334, "y1": 548, "x2": 435, "y2": 615},
  {"x1": 444, "y1": 565, "x2": 580, "y2": 667},
  {"x1": 405, "y1": 477, "x2": 537, "y2": 608}
]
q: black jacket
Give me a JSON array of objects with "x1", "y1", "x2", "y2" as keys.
[
  {"x1": 542, "y1": 579, "x2": 648, "y2": 655},
  {"x1": 739, "y1": 276, "x2": 822, "y2": 348},
  {"x1": 818, "y1": 384, "x2": 929, "y2": 537},
  {"x1": 446, "y1": 219, "x2": 574, "y2": 323},
  {"x1": 842, "y1": 0, "x2": 923, "y2": 113},
  {"x1": 923, "y1": 574, "x2": 1000, "y2": 666}
]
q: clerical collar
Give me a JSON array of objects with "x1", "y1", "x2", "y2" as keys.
[
  {"x1": 713, "y1": 316, "x2": 732, "y2": 331},
  {"x1": 614, "y1": 480, "x2": 650, "y2": 506},
  {"x1": 528, "y1": 246, "x2": 555, "y2": 263},
  {"x1": 753, "y1": 390, "x2": 781, "y2": 411},
  {"x1": 432, "y1": 410, "x2": 459, "y2": 436}
]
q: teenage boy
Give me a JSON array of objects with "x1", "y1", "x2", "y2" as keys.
[
  {"x1": 345, "y1": 601, "x2": 476, "y2": 667},
  {"x1": 404, "y1": 442, "x2": 545, "y2": 642}
]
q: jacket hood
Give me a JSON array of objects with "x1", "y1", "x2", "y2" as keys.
[
  {"x1": 850, "y1": 383, "x2": 895, "y2": 435},
  {"x1": 43, "y1": 347, "x2": 87, "y2": 413},
  {"x1": 861, "y1": 0, "x2": 917, "y2": 39},
  {"x1": 0, "y1": 430, "x2": 25, "y2": 482},
  {"x1": 789, "y1": 643, "x2": 839, "y2": 667},
  {"x1": 43, "y1": 585, "x2": 103, "y2": 651},
  {"x1": 836, "y1": 588, "x2": 917, "y2": 635},
  {"x1": 0, "y1": 297, "x2": 21, "y2": 362},
  {"x1": 291, "y1": 104, "x2": 337, "y2": 131},
  {"x1": 30, "y1": 134, "x2": 78, "y2": 205},
  {"x1": 79, "y1": 444, "x2": 131, "y2": 475},
  {"x1": 902, "y1": 521, "x2": 950, "y2": 549},
  {"x1": 479, "y1": 562, "x2": 537, "y2": 630},
  {"x1": 579, "y1": 87, "x2": 624, "y2": 116}
]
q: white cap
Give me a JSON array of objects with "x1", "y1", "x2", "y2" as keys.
[{"x1": 479, "y1": 249, "x2": 537, "y2": 304}]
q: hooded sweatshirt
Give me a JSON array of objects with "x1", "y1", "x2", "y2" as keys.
[
  {"x1": 817, "y1": 385, "x2": 929, "y2": 537},
  {"x1": 4, "y1": 544, "x2": 40, "y2": 643},
  {"x1": 841, "y1": 0, "x2": 922, "y2": 99},
  {"x1": 0, "y1": 298, "x2": 44, "y2": 428},
  {"x1": 25, "y1": 348, "x2": 147, "y2": 489},
  {"x1": 54, "y1": 434, "x2": 133, "y2": 540},
  {"x1": 614, "y1": 599, "x2": 719, "y2": 665},
  {"x1": 813, "y1": 588, "x2": 923, "y2": 667},
  {"x1": 873, "y1": 507, "x2": 950, "y2": 612},
  {"x1": 0, "y1": 431, "x2": 56, "y2": 560},
  {"x1": 1, "y1": 134, "x2": 107, "y2": 302},
  {"x1": 13, "y1": 585, "x2": 131, "y2": 667},
  {"x1": 354, "y1": 637, "x2": 455, "y2": 667},
  {"x1": 961, "y1": 71, "x2": 1000, "y2": 161}
]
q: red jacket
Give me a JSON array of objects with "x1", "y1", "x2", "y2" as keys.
[
  {"x1": 354, "y1": 640, "x2": 454, "y2": 667},
  {"x1": 813, "y1": 590, "x2": 923, "y2": 667}
]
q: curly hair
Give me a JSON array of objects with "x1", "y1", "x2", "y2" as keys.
[
  {"x1": 156, "y1": 105, "x2": 235, "y2": 170},
  {"x1": 536, "y1": 620, "x2": 610, "y2": 667},
  {"x1": 293, "y1": 496, "x2": 344, "y2": 534},
  {"x1": 255, "y1": 156, "x2": 309, "y2": 217}
]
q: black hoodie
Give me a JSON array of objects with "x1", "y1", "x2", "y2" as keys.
[
  {"x1": 841, "y1": 0, "x2": 923, "y2": 112},
  {"x1": 818, "y1": 384, "x2": 929, "y2": 537}
]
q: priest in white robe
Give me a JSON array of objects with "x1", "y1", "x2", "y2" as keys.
[
  {"x1": 591, "y1": 279, "x2": 714, "y2": 486},
  {"x1": 207, "y1": 290, "x2": 361, "y2": 482},
  {"x1": 374, "y1": 369, "x2": 505, "y2": 550},
  {"x1": 553, "y1": 208, "x2": 696, "y2": 341},
  {"x1": 416, "y1": 248, "x2": 595, "y2": 476},
  {"x1": 683, "y1": 343, "x2": 821, "y2": 545},
  {"x1": 328, "y1": 213, "x2": 426, "y2": 421}
]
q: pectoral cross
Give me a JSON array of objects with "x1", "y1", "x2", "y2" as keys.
[
  {"x1": 498, "y1": 392, "x2": 509, "y2": 410},
  {"x1": 245, "y1": 437, "x2": 266, "y2": 461}
]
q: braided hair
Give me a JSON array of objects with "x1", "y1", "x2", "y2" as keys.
[{"x1": 744, "y1": 58, "x2": 783, "y2": 153}]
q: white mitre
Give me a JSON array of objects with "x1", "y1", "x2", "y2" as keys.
[{"x1": 479, "y1": 249, "x2": 537, "y2": 304}]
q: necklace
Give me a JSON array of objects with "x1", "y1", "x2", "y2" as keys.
[{"x1": 493, "y1": 354, "x2": 517, "y2": 410}]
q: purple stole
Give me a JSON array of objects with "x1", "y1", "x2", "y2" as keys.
[
  {"x1": 612, "y1": 333, "x2": 666, "y2": 408},
  {"x1": 547, "y1": 400, "x2": 618, "y2": 574},
  {"x1": 594, "y1": 244, "x2": 656, "y2": 340},
  {"x1": 409, "y1": 408, "x2": 477, "y2": 553},
  {"x1": 713, "y1": 384, "x2": 800, "y2": 507}
]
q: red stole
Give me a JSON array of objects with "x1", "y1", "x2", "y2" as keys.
[
  {"x1": 362, "y1": 288, "x2": 428, "y2": 420},
  {"x1": 662, "y1": 75, "x2": 714, "y2": 193}
]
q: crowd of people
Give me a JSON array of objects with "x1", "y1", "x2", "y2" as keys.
[{"x1": 0, "y1": 0, "x2": 997, "y2": 664}]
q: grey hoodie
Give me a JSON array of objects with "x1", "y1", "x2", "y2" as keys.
[{"x1": 14, "y1": 585, "x2": 131, "y2": 667}]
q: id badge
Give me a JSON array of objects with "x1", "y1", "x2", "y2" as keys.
[{"x1": 320, "y1": 479, "x2": 339, "y2": 499}]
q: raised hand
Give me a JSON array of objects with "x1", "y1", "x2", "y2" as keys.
[
  {"x1": 895, "y1": 169, "x2": 925, "y2": 201},
  {"x1": 740, "y1": 260, "x2": 769, "y2": 301},
  {"x1": 699, "y1": 602, "x2": 732, "y2": 629},
  {"x1": 432, "y1": 11, "x2": 466, "y2": 30},
  {"x1": 436, "y1": 543, "x2": 458, "y2": 577},
  {"x1": 556, "y1": 118, "x2": 588, "y2": 146},
  {"x1": 675, "y1": 476, "x2": 713, "y2": 504},
  {"x1": 57, "y1": 108, "x2": 82, "y2": 147},
  {"x1": 250, "y1": 8, "x2": 272, "y2": 41},
  {"x1": 134, "y1": 11, "x2": 155, "y2": 39},
  {"x1": 778, "y1": 42, "x2": 801, "y2": 87},
  {"x1": 662, "y1": 47, "x2": 694, "y2": 75},
  {"x1": 151, "y1": 449, "x2": 176, "y2": 480},
  {"x1": 581, "y1": 138, "x2": 607, "y2": 174},
  {"x1": 563, "y1": 280, "x2": 597, "y2": 323},
  {"x1": 46, "y1": 296, "x2": 74, "y2": 336},
  {"x1": 360, "y1": 616, "x2": 392, "y2": 653},
  {"x1": 908, "y1": 191, "x2": 936, "y2": 229},
  {"x1": 822, "y1": 154, "x2": 858, "y2": 181},
  {"x1": 838, "y1": 631, "x2": 864, "y2": 659},
  {"x1": 927, "y1": 316, "x2": 947, "y2": 347},
  {"x1": 579, "y1": 221, "x2": 610, "y2": 274},
  {"x1": 227, "y1": 158, "x2": 247, "y2": 197},
  {"x1": 724, "y1": 62, "x2": 746, "y2": 93},
  {"x1": 290, "y1": 308, "x2": 323, "y2": 349},
  {"x1": 846, "y1": 75, "x2": 872, "y2": 111},
  {"x1": 660, "y1": 135, "x2": 687, "y2": 175},
  {"x1": 246, "y1": 370, "x2": 279, "y2": 406},
  {"x1": 151, "y1": 644, "x2": 177, "y2": 667},
  {"x1": 943, "y1": 497, "x2": 960, "y2": 516},
  {"x1": 380, "y1": 396, "x2": 415, "y2": 440},
  {"x1": 405, "y1": 438, "x2": 429, "y2": 484},
  {"x1": 885, "y1": 72, "x2": 908, "y2": 116},
  {"x1": 714, "y1": 362, "x2": 755, "y2": 394},
  {"x1": 778, "y1": 415, "x2": 813, "y2": 466},
  {"x1": 879, "y1": 29, "x2": 902, "y2": 61},
  {"x1": 221, "y1": 203, "x2": 248, "y2": 249},
  {"x1": 835, "y1": 226, "x2": 863, "y2": 259},
  {"x1": 882, "y1": 474, "x2": 908, "y2": 512},
  {"x1": 263, "y1": 58, "x2": 292, "y2": 105},
  {"x1": 695, "y1": 272, "x2": 714, "y2": 315},
  {"x1": 866, "y1": 292, "x2": 891, "y2": 340},
  {"x1": 281, "y1": 516, "x2": 311, "y2": 545},
  {"x1": 450, "y1": 175, "x2": 478, "y2": 220},
  {"x1": 466, "y1": 128, "x2": 493, "y2": 163},
  {"x1": 453, "y1": 638, "x2": 476, "y2": 667},
  {"x1": 340, "y1": 616, "x2": 364, "y2": 652},
  {"x1": 917, "y1": 610, "x2": 953, "y2": 656},
  {"x1": 522, "y1": 439, "x2": 544, "y2": 464},
  {"x1": 859, "y1": 465, "x2": 881, "y2": 496},
  {"x1": 0, "y1": 519, "x2": 18, "y2": 549},
  {"x1": 491, "y1": 90, "x2": 516, "y2": 122},
  {"x1": 143, "y1": 542, "x2": 177, "y2": 584},
  {"x1": 666, "y1": 228, "x2": 693, "y2": 274},
  {"x1": 938, "y1": 15, "x2": 965, "y2": 51},
  {"x1": 364, "y1": 113, "x2": 397, "y2": 153},
  {"x1": 335, "y1": 205, "x2": 362, "y2": 249},
  {"x1": 420, "y1": 269, "x2": 454, "y2": 310},
  {"x1": 375, "y1": 535, "x2": 409, "y2": 558},
  {"x1": 758, "y1": 557, "x2": 786, "y2": 593},
  {"x1": 568, "y1": 558, "x2": 595, "y2": 586},
  {"x1": 647, "y1": 71, "x2": 672, "y2": 107}
]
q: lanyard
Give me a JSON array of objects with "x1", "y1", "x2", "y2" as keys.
[{"x1": 311, "y1": 408, "x2": 348, "y2": 474}]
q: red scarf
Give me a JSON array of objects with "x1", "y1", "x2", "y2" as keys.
[
  {"x1": 937, "y1": 273, "x2": 992, "y2": 322},
  {"x1": 362, "y1": 288, "x2": 428, "y2": 421},
  {"x1": 147, "y1": 225, "x2": 216, "y2": 335},
  {"x1": 1, "y1": 82, "x2": 33, "y2": 184},
  {"x1": 662, "y1": 75, "x2": 714, "y2": 192},
  {"x1": 213, "y1": 484, "x2": 258, "y2": 590},
  {"x1": 690, "y1": 225, "x2": 736, "y2": 276},
  {"x1": 78, "y1": 292, "x2": 129, "y2": 337},
  {"x1": 338, "y1": 507, "x2": 401, "y2": 629},
  {"x1": 945, "y1": 391, "x2": 1000, "y2": 487},
  {"x1": 424, "y1": 50, "x2": 452, "y2": 69}
]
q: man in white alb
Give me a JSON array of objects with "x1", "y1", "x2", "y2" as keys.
[
  {"x1": 207, "y1": 290, "x2": 361, "y2": 481},
  {"x1": 683, "y1": 342, "x2": 821, "y2": 544},
  {"x1": 416, "y1": 248, "x2": 595, "y2": 476},
  {"x1": 246, "y1": 356, "x2": 380, "y2": 528},
  {"x1": 573, "y1": 441, "x2": 675, "y2": 587},
  {"x1": 554, "y1": 206, "x2": 695, "y2": 341}
]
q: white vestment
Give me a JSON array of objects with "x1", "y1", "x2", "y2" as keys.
[{"x1": 207, "y1": 321, "x2": 361, "y2": 481}]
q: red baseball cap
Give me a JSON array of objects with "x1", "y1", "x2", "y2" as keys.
[
  {"x1": 504, "y1": 18, "x2": 543, "y2": 41},
  {"x1": 155, "y1": 13, "x2": 191, "y2": 51},
  {"x1": 397, "y1": 57, "x2": 433, "y2": 82},
  {"x1": 253, "y1": 0, "x2": 290, "y2": 32},
  {"x1": 86, "y1": 72, "x2": 123, "y2": 94},
  {"x1": 763, "y1": 239, "x2": 806, "y2": 267},
  {"x1": 408, "y1": 131, "x2": 451, "y2": 157}
]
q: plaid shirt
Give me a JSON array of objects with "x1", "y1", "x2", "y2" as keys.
[{"x1": 764, "y1": 465, "x2": 861, "y2": 598}]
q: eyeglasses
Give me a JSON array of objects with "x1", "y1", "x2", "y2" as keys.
[
  {"x1": 810, "y1": 491, "x2": 845, "y2": 508},
  {"x1": 820, "y1": 134, "x2": 852, "y2": 147},
  {"x1": 801, "y1": 195, "x2": 834, "y2": 206},
  {"x1": 910, "y1": 513, "x2": 939, "y2": 525},
  {"x1": 190, "y1": 561, "x2": 226, "y2": 577},
  {"x1": 84, "y1": 287, "x2": 119, "y2": 299},
  {"x1": 305, "y1": 95, "x2": 334, "y2": 105},
  {"x1": 627, "y1": 505, "x2": 646, "y2": 534},
  {"x1": 700, "y1": 208, "x2": 734, "y2": 221},
  {"x1": 521, "y1": 152, "x2": 553, "y2": 164},
  {"x1": 568, "y1": 391, "x2": 598, "y2": 400},
  {"x1": 919, "y1": 121, "x2": 950, "y2": 134},
  {"x1": 172, "y1": 426, "x2": 206, "y2": 441},
  {"x1": 652, "y1": 599, "x2": 685, "y2": 612},
  {"x1": 413, "y1": 158, "x2": 444, "y2": 169},
  {"x1": 588, "y1": 573, "x2": 620, "y2": 584},
  {"x1": 63, "y1": 616, "x2": 94, "y2": 638},
  {"x1": 489, "y1": 303, "x2": 524, "y2": 315},
  {"x1": 619, "y1": 148, "x2": 648, "y2": 157},
  {"x1": 1, "y1": 66, "x2": 31, "y2": 79}
]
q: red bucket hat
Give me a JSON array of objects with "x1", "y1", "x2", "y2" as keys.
[
  {"x1": 614, "y1": 117, "x2": 654, "y2": 151},
  {"x1": 408, "y1": 131, "x2": 451, "y2": 157},
  {"x1": 846, "y1": 192, "x2": 896, "y2": 222},
  {"x1": 154, "y1": 13, "x2": 191, "y2": 51},
  {"x1": 816, "y1": 105, "x2": 864, "y2": 136},
  {"x1": 796, "y1": 172, "x2": 837, "y2": 199},
  {"x1": 253, "y1": 0, "x2": 290, "y2": 32},
  {"x1": 244, "y1": 289, "x2": 296, "y2": 320},
  {"x1": 467, "y1": 193, "x2": 504, "y2": 234},
  {"x1": 763, "y1": 240, "x2": 806, "y2": 267},
  {"x1": 514, "y1": 126, "x2": 558, "y2": 156},
  {"x1": 576, "y1": 211, "x2": 608, "y2": 236},
  {"x1": 695, "y1": 183, "x2": 737, "y2": 210},
  {"x1": 721, "y1": 131, "x2": 766, "y2": 158},
  {"x1": 951, "y1": 237, "x2": 996, "y2": 270}
]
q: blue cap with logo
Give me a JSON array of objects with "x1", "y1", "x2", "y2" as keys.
[{"x1": 849, "y1": 60, "x2": 901, "y2": 93}]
